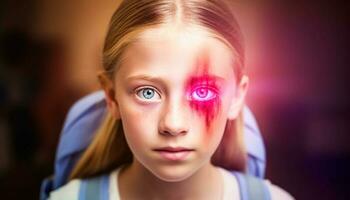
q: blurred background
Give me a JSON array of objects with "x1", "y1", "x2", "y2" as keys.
[{"x1": 0, "y1": 0, "x2": 348, "y2": 199}]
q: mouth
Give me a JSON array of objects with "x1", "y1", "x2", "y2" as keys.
[{"x1": 153, "y1": 147, "x2": 194, "y2": 161}]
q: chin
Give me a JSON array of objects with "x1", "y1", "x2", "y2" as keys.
[{"x1": 147, "y1": 163, "x2": 198, "y2": 182}]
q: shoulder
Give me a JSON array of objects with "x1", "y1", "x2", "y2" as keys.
[
  {"x1": 48, "y1": 168, "x2": 121, "y2": 200},
  {"x1": 48, "y1": 179, "x2": 81, "y2": 200},
  {"x1": 219, "y1": 168, "x2": 294, "y2": 200},
  {"x1": 265, "y1": 180, "x2": 295, "y2": 200}
]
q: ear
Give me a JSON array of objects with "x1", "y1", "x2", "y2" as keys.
[
  {"x1": 227, "y1": 75, "x2": 249, "y2": 120},
  {"x1": 98, "y1": 72, "x2": 120, "y2": 119}
]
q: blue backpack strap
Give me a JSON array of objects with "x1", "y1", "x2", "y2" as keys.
[
  {"x1": 53, "y1": 91, "x2": 106, "y2": 189},
  {"x1": 40, "y1": 176, "x2": 54, "y2": 200},
  {"x1": 79, "y1": 174, "x2": 110, "y2": 200},
  {"x1": 243, "y1": 106, "x2": 266, "y2": 178},
  {"x1": 232, "y1": 172, "x2": 271, "y2": 200}
]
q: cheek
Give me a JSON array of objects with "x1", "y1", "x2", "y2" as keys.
[
  {"x1": 121, "y1": 115, "x2": 155, "y2": 159},
  {"x1": 188, "y1": 90, "x2": 232, "y2": 144},
  {"x1": 201, "y1": 108, "x2": 227, "y2": 143},
  {"x1": 120, "y1": 117, "x2": 142, "y2": 145},
  {"x1": 118, "y1": 103, "x2": 155, "y2": 147},
  {"x1": 189, "y1": 98, "x2": 221, "y2": 130}
]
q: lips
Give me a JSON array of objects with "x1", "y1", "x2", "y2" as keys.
[{"x1": 153, "y1": 147, "x2": 194, "y2": 161}]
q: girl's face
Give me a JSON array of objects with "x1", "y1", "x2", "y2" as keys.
[{"x1": 107, "y1": 25, "x2": 247, "y2": 182}]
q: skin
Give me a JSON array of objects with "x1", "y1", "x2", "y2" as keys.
[{"x1": 101, "y1": 24, "x2": 249, "y2": 200}]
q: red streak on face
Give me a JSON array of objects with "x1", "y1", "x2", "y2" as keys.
[
  {"x1": 186, "y1": 74, "x2": 222, "y2": 129},
  {"x1": 185, "y1": 53, "x2": 224, "y2": 132}
]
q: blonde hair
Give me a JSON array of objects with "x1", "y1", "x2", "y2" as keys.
[{"x1": 70, "y1": 0, "x2": 246, "y2": 180}]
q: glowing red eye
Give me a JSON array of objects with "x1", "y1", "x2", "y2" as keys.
[{"x1": 190, "y1": 87, "x2": 217, "y2": 101}]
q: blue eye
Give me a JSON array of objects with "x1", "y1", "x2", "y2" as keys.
[
  {"x1": 136, "y1": 87, "x2": 161, "y2": 101},
  {"x1": 190, "y1": 87, "x2": 217, "y2": 101}
]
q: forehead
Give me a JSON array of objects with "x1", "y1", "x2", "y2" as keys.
[{"x1": 117, "y1": 25, "x2": 236, "y2": 82}]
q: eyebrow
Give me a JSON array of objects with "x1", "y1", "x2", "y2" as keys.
[
  {"x1": 126, "y1": 74, "x2": 226, "y2": 85},
  {"x1": 125, "y1": 75, "x2": 165, "y2": 84},
  {"x1": 187, "y1": 75, "x2": 226, "y2": 84}
]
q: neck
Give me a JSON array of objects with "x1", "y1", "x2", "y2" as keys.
[{"x1": 118, "y1": 161, "x2": 223, "y2": 200}]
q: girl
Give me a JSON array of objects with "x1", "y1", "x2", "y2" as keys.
[{"x1": 50, "y1": 0, "x2": 294, "y2": 199}]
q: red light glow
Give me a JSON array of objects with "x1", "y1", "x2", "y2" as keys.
[{"x1": 186, "y1": 74, "x2": 222, "y2": 129}]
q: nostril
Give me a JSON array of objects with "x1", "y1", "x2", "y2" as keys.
[{"x1": 160, "y1": 128, "x2": 188, "y2": 136}]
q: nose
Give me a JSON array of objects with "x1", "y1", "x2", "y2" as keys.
[{"x1": 159, "y1": 99, "x2": 189, "y2": 136}]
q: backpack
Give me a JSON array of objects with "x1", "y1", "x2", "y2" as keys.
[{"x1": 40, "y1": 91, "x2": 267, "y2": 200}]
